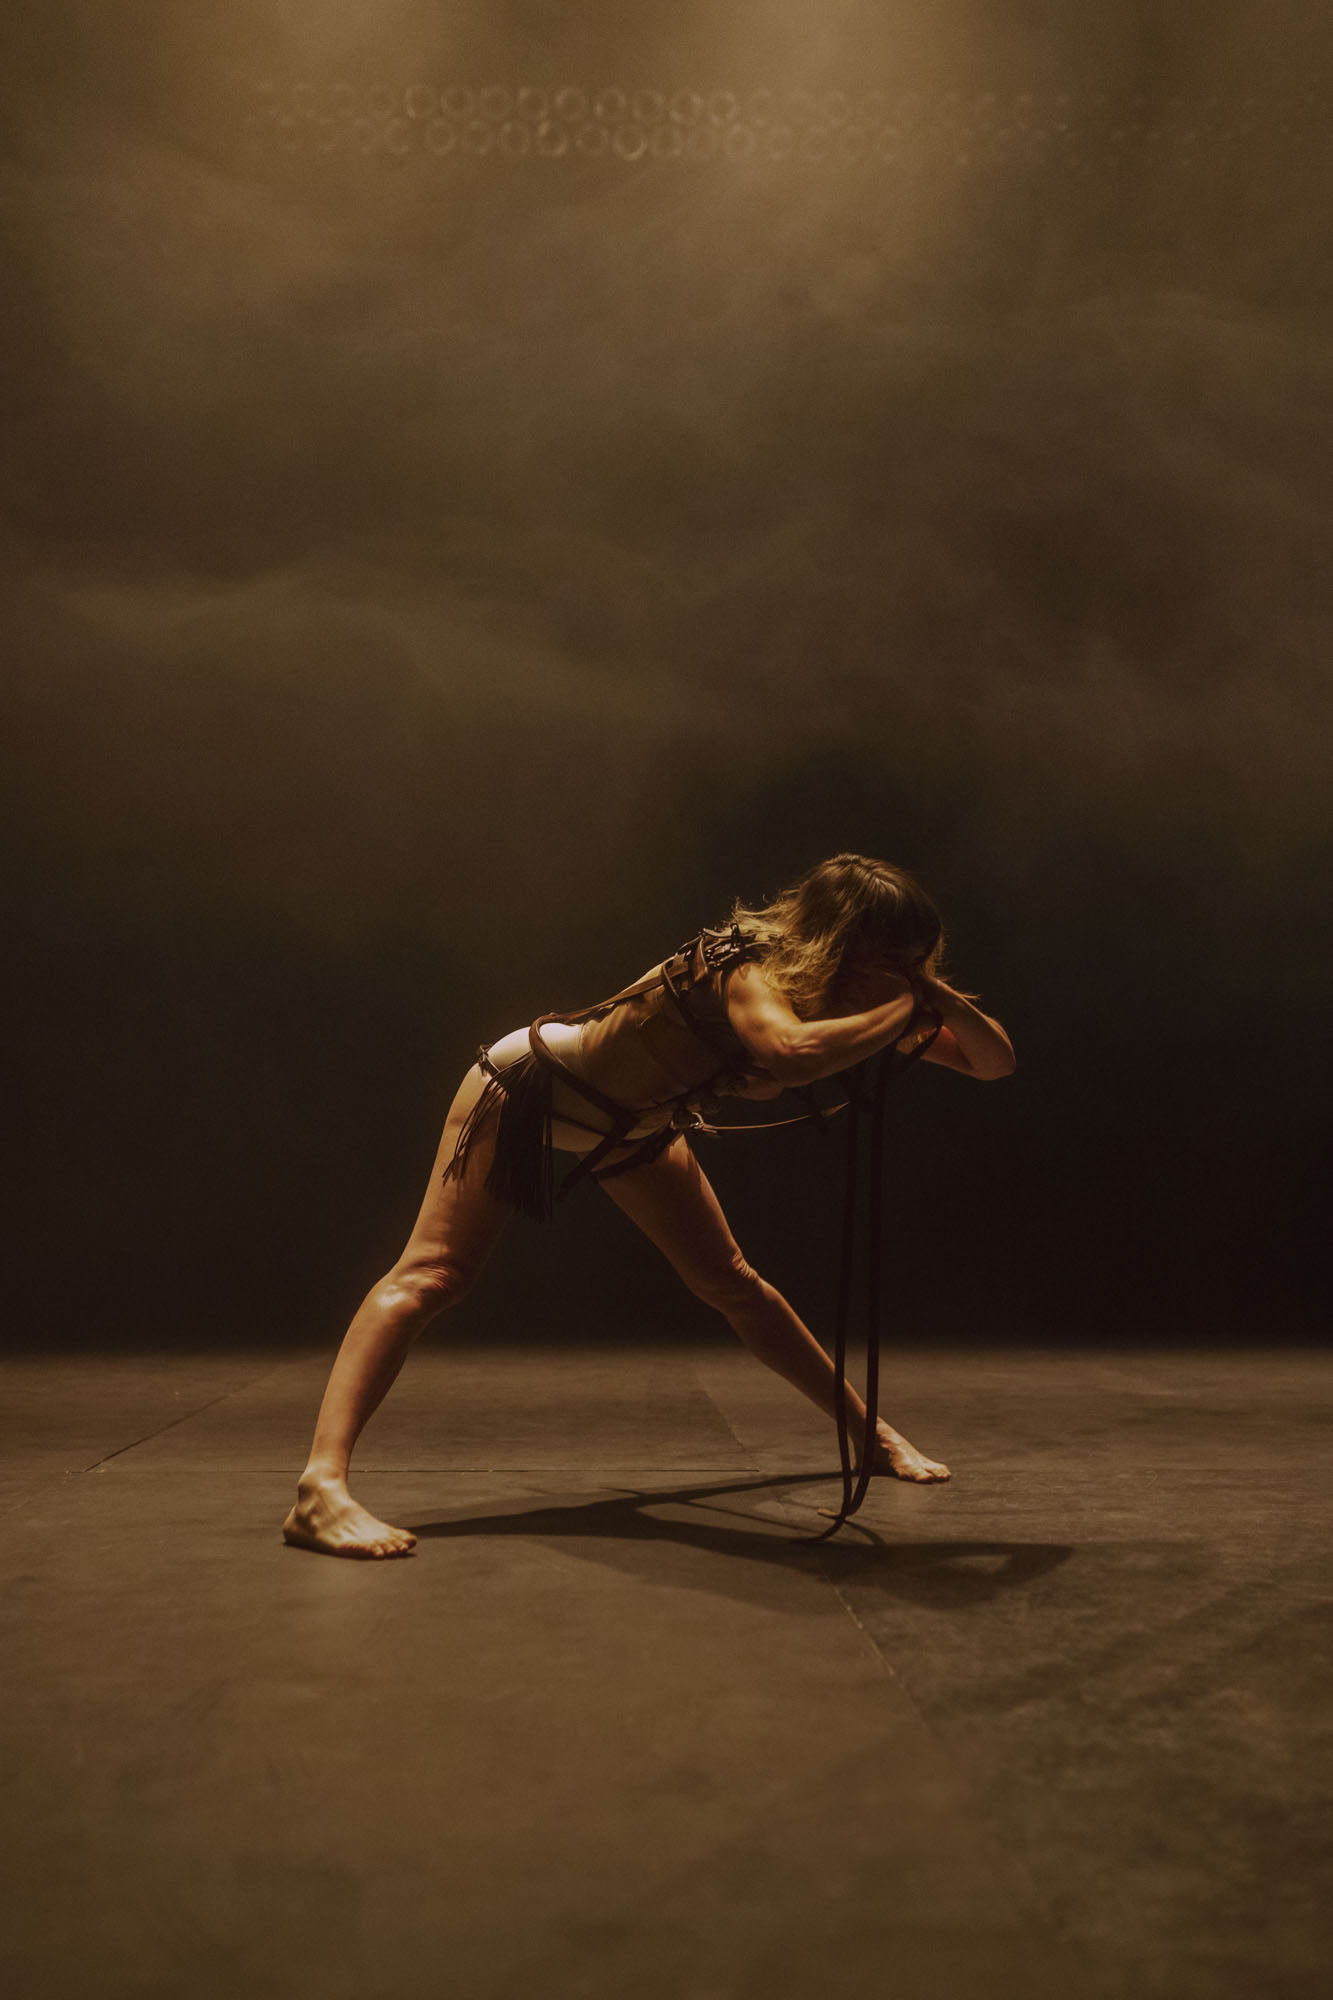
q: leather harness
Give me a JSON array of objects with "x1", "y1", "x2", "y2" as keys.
[{"x1": 448, "y1": 923, "x2": 941, "y2": 1537}]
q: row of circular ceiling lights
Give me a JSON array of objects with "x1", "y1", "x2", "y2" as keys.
[
  {"x1": 252, "y1": 81, "x2": 1322, "y2": 129},
  {"x1": 256, "y1": 83, "x2": 981, "y2": 126},
  {"x1": 247, "y1": 112, "x2": 1315, "y2": 167},
  {"x1": 253, "y1": 116, "x2": 1010, "y2": 161}
]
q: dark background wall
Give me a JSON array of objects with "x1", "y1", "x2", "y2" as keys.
[{"x1": 3, "y1": 2, "x2": 1329, "y2": 1348}]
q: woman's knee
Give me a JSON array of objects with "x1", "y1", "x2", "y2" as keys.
[
  {"x1": 376, "y1": 1257, "x2": 475, "y2": 1323},
  {"x1": 689, "y1": 1248, "x2": 766, "y2": 1318}
]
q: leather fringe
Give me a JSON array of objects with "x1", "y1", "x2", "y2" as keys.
[
  {"x1": 483, "y1": 1054, "x2": 557, "y2": 1221},
  {"x1": 442, "y1": 1055, "x2": 558, "y2": 1223},
  {"x1": 441, "y1": 1073, "x2": 504, "y2": 1192}
]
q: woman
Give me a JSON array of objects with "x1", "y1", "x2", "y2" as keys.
[{"x1": 282, "y1": 854, "x2": 1015, "y2": 1558}]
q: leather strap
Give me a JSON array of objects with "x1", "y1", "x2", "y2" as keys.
[
  {"x1": 525, "y1": 1019, "x2": 643, "y2": 1195},
  {"x1": 814, "y1": 1016, "x2": 942, "y2": 1540}
]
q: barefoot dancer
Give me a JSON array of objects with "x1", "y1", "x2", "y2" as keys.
[{"x1": 283, "y1": 854, "x2": 1015, "y2": 1558}]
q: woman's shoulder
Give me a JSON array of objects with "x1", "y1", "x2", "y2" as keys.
[
  {"x1": 701, "y1": 921, "x2": 769, "y2": 973},
  {"x1": 659, "y1": 922, "x2": 764, "y2": 1001}
]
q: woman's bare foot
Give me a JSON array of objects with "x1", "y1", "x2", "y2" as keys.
[
  {"x1": 282, "y1": 1473, "x2": 418, "y2": 1558},
  {"x1": 869, "y1": 1422, "x2": 951, "y2": 1483}
]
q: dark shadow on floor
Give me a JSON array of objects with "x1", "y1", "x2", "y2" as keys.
[{"x1": 410, "y1": 1470, "x2": 1073, "y2": 1609}]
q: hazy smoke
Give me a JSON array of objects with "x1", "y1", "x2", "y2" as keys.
[{"x1": 3, "y1": 3, "x2": 1329, "y2": 1336}]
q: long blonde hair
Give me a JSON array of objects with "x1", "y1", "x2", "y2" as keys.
[{"x1": 730, "y1": 853, "x2": 948, "y2": 1019}]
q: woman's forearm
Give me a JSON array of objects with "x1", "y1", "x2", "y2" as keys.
[
  {"x1": 772, "y1": 992, "x2": 919, "y2": 1083},
  {"x1": 926, "y1": 982, "x2": 1015, "y2": 1078}
]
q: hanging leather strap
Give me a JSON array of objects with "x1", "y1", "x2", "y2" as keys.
[{"x1": 813, "y1": 1017, "x2": 942, "y2": 1540}]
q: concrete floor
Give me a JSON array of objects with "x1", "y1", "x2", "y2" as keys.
[{"x1": 0, "y1": 1341, "x2": 1328, "y2": 2000}]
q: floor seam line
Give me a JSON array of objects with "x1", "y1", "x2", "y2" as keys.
[
  {"x1": 815, "y1": 1557, "x2": 899, "y2": 1680},
  {"x1": 687, "y1": 1359, "x2": 765, "y2": 1479},
  {"x1": 812, "y1": 1552, "x2": 1086, "y2": 1975},
  {"x1": 76, "y1": 1365, "x2": 296, "y2": 1472},
  {"x1": 78, "y1": 1463, "x2": 776, "y2": 1475}
]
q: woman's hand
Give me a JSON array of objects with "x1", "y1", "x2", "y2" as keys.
[{"x1": 831, "y1": 963, "x2": 914, "y2": 1017}]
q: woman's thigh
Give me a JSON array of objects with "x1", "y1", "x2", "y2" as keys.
[
  {"x1": 596, "y1": 1137, "x2": 749, "y2": 1292},
  {"x1": 396, "y1": 1064, "x2": 514, "y2": 1281}
]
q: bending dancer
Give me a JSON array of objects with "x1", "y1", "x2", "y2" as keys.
[{"x1": 283, "y1": 853, "x2": 1015, "y2": 1558}]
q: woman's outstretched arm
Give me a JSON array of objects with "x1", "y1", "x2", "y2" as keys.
[
  {"x1": 724, "y1": 962, "x2": 920, "y2": 1084},
  {"x1": 725, "y1": 961, "x2": 1015, "y2": 1084}
]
